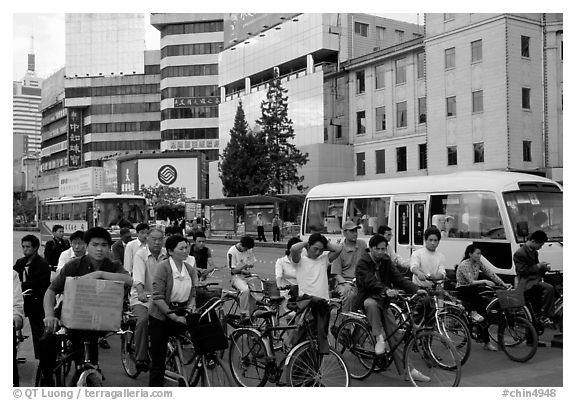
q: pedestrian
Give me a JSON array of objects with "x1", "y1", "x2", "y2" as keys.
[
  {"x1": 272, "y1": 214, "x2": 282, "y2": 242},
  {"x1": 111, "y1": 228, "x2": 132, "y2": 266},
  {"x1": 331, "y1": 220, "x2": 366, "y2": 312},
  {"x1": 38, "y1": 227, "x2": 132, "y2": 386},
  {"x1": 13, "y1": 234, "x2": 51, "y2": 360},
  {"x1": 124, "y1": 223, "x2": 149, "y2": 274},
  {"x1": 44, "y1": 225, "x2": 70, "y2": 272},
  {"x1": 256, "y1": 212, "x2": 267, "y2": 242},
  {"x1": 56, "y1": 230, "x2": 86, "y2": 272},
  {"x1": 227, "y1": 235, "x2": 257, "y2": 322}
]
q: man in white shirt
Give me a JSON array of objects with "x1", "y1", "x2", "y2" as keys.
[
  {"x1": 131, "y1": 227, "x2": 166, "y2": 373},
  {"x1": 56, "y1": 230, "x2": 86, "y2": 272},
  {"x1": 124, "y1": 223, "x2": 150, "y2": 274},
  {"x1": 410, "y1": 226, "x2": 447, "y2": 288},
  {"x1": 227, "y1": 235, "x2": 256, "y2": 320}
]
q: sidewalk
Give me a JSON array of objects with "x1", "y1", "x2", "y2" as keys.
[{"x1": 202, "y1": 235, "x2": 289, "y2": 249}]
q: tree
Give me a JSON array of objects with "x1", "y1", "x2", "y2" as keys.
[
  {"x1": 139, "y1": 184, "x2": 187, "y2": 221},
  {"x1": 256, "y1": 67, "x2": 309, "y2": 194},
  {"x1": 219, "y1": 101, "x2": 268, "y2": 196}
]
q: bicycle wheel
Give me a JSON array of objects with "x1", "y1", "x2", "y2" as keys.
[
  {"x1": 77, "y1": 370, "x2": 103, "y2": 387},
  {"x1": 165, "y1": 352, "x2": 187, "y2": 387},
  {"x1": 404, "y1": 330, "x2": 461, "y2": 387},
  {"x1": 334, "y1": 318, "x2": 375, "y2": 380},
  {"x1": 223, "y1": 296, "x2": 243, "y2": 330},
  {"x1": 287, "y1": 342, "x2": 349, "y2": 387},
  {"x1": 437, "y1": 312, "x2": 472, "y2": 365},
  {"x1": 202, "y1": 352, "x2": 235, "y2": 387},
  {"x1": 228, "y1": 328, "x2": 269, "y2": 387},
  {"x1": 34, "y1": 354, "x2": 69, "y2": 386},
  {"x1": 486, "y1": 300, "x2": 531, "y2": 343},
  {"x1": 498, "y1": 316, "x2": 538, "y2": 363},
  {"x1": 120, "y1": 329, "x2": 140, "y2": 378}
]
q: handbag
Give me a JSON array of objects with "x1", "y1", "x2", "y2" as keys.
[{"x1": 186, "y1": 310, "x2": 228, "y2": 355}]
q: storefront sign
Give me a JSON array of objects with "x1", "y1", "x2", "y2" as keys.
[
  {"x1": 174, "y1": 97, "x2": 221, "y2": 107},
  {"x1": 67, "y1": 109, "x2": 83, "y2": 168}
]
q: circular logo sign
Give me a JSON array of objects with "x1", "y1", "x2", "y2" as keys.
[{"x1": 157, "y1": 164, "x2": 177, "y2": 185}]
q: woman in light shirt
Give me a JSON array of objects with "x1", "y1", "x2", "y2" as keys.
[
  {"x1": 148, "y1": 235, "x2": 198, "y2": 387},
  {"x1": 275, "y1": 237, "x2": 301, "y2": 309}
]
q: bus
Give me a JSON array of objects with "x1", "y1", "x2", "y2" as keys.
[
  {"x1": 40, "y1": 193, "x2": 148, "y2": 244},
  {"x1": 301, "y1": 171, "x2": 562, "y2": 282}
]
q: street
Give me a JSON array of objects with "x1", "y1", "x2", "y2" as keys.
[{"x1": 13, "y1": 231, "x2": 563, "y2": 387}]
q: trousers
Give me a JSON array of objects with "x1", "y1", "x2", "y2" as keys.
[{"x1": 132, "y1": 304, "x2": 149, "y2": 362}]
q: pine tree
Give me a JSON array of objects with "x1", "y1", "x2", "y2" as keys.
[
  {"x1": 256, "y1": 67, "x2": 309, "y2": 194},
  {"x1": 219, "y1": 101, "x2": 268, "y2": 196}
]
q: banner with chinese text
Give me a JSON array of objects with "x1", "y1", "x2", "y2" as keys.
[{"x1": 67, "y1": 109, "x2": 83, "y2": 168}]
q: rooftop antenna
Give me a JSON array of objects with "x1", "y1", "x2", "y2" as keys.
[{"x1": 27, "y1": 35, "x2": 36, "y2": 73}]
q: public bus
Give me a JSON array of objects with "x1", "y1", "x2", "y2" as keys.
[
  {"x1": 40, "y1": 193, "x2": 148, "y2": 244},
  {"x1": 300, "y1": 171, "x2": 563, "y2": 282}
]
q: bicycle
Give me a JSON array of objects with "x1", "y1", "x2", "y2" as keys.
[
  {"x1": 333, "y1": 291, "x2": 462, "y2": 386},
  {"x1": 163, "y1": 298, "x2": 233, "y2": 387},
  {"x1": 228, "y1": 296, "x2": 350, "y2": 387}
]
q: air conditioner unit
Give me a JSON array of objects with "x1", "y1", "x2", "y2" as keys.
[
  {"x1": 329, "y1": 26, "x2": 341, "y2": 35},
  {"x1": 373, "y1": 46, "x2": 380, "y2": 52}
]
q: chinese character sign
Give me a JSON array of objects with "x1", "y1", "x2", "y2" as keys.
[
  {"x1": 67, "y1": 109, "x2": 83, "y2": 168},
  {"x1": 174, "y1": 97, "x2": 221, "y2": 107}
]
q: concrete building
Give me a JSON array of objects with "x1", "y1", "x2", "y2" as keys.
[{"x1": 212, "y1": 13, "x2": 422, "y2": 197}]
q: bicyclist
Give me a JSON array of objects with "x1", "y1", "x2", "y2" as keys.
[
  {"x1": 227, "y1": 235, "x2": 257, "y2": 323},
  {"x1": 38, "y1": 227, "x2": 133, "y2": 387},
  {"x1": 290, "y1": 233, "x2": 343, "y2": 354},
  {"x1": 377, "y1": 225, "x2": 411, "y2": 274},
  {"x1": 189, "y1": 231, "x2": 216, "y2": 279},
  {"x1": 410, "y1": 226, "x2": 447, "y2": 288},
  {"x1": 331, "y1": 220, "x2": 366, "y2": 311},
  {"x1": 456, "y1": 244, "x2": 510, "y2": 351},
  {"x1": 513, "y1": 230, "x2": 555, "y2": 326},
  {"x1": 275, "y1": 237, "x2": 301, "y2": 311},
  {"x1": 149, "y1": 234, "x2": 198, "y2": 387},
  {"x1": 354, "y1": 234, "x2": 430, "y2": 382},
  {"x1": 56, "y1": 230, "x2": 86, "y2": 272}
]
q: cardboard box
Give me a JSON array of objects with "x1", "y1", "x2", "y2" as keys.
[{"x1": 61, "y1": 277, "x2": 124, "y2": 331}]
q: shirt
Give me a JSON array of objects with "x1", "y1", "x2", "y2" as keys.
[
  {"x1": 386, "y1": 243, "x2": 410, "y2": 270},
  {"x1": 13, "y1": 270, "x2": 24, "y2": 326},
  {"x1": 294, "y1": 253, "x2": 330, "y2": 300},
  {"x1": 124, "y1": 238, "x2": 147, "y2": 274},
  {"x1": 131, "y1": 246, "x2": 167, "y2": 308},
  {"x1": 190, "y1": 244, "x2": 211, "y2": 270},
  {"x1": 275, "y1": 255, "x2": 298, "y2": 287},
  {"x1": 456, "y1": 258, "x2": 505, "y2": 288},
  {"x1": 169, "y1": 257, "x2": 193, "y2": 303},
  {"x1": 57, "y1": 248, "x2": 86, "y2": 271},
  {"x1": 227, "y1": 245, "x2": 256, "y2": 271},
  {"x1": 410, "y1": 248, "x2": 447, "y2": 288},
  {"x1": 331, "y1": 240, "x2": 367, "y2": 280}
]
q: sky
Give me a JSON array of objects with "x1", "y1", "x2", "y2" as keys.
[{"x1": 12, "y1": 12, "x2": 420, "y2": 81}]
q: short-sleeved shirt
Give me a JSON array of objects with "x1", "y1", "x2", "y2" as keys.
[
  {"x1": 227, "y1": 245, "x2": 256, "y2": 272},
  {"x1": 294, "y1": 253, "x2": 330, "y2": 300},
  {"x1": 50, "y1": 255, "x2": 127, "y2": 295},
  {"x1": 190, "y1": 244, "x2": 211, "y2": 270},
  {"x1": 131, "y1": 247, "x2": 167, "y2": 307},
  {"x1": 275, "y1": 255, "x2": 298, "y2": 287},
  {"x1": 330, "y1": 240, "x2": 367, "y2": 280}
]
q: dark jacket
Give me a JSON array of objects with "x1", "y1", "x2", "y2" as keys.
[
  {"x1": 354, "y1": 250, "x2": 418, "y2": 311},
  {"x1": 111, "y1": 239, "x2": 126, "y2": 266},
  {"x1": 13, "y1": 254, "x2": 51, "y2": 317},
  {"x1": 514, "y1": 244, "x2": 546, "y2": 292},
  {"x1": 150, "y1": 258, "x2": 197, "y2": 321},
  {"x1": 44, "y1": 238, "x2": 70, "y2": 267}
]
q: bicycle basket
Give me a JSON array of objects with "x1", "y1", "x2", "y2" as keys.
[
  {"x1": 496, "y1": 290, "x2": 525, "y2": 309},
  {"x1": 186, "y1": 310, "x2": 228, "y2": 355},
  {"x1": 195, "y1": 286, "x2": 223, "y2": 308},
  {"x1": 263, "y1": 279, "x2": 280, "y2": 297}
]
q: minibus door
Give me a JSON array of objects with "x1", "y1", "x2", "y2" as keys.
[{"x1": 395, "y1": 202, "x2": 426, "y2": 262}]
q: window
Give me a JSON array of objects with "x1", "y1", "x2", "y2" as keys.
[
  {"x1": 445, "y1": 47, "x2": 456, "y2": 69},
  {"x1": 474, "y1": 142, "x2": 484, "y2": 163},
  {"x1": 471, "y1": 39, "x2": 483, "y2": 62},
  {"x1": 444, "y1": 13, "x2": 455, "y2": 21},
  {"x1": 346, "y1": 197, "x2": 391, "y2": 236},
  {"x1": 356, "y1": 70, "x2": 365, "y2": 94},
  {"x1": 523, "y1": 141, "x2": 532, "y2": 162},
  {"x1": 396, "y1": 102, "x2": 407, "y2": 128},
  {"x1": 335, "y1": 125, "x2": 342, "y2": 139},
  {"x1": 375, "y1": 64, "x2": 385, "y2": 89},
  {"x1": 377, "y1": 26, "x2": 385, "y2": 42},
  {"x1": 396, "y1": 146, "x2": 407, "y2": 172},
  {"x1": 376, "y1": 149, "x2": 386, "y2": 174},
  {"x1": 522, "y1": 88, "x2": 531, "y2": 109},
  {"x1": 356, "y1": 152, "x2": 366, "y2": 176},
  {"x1": 356, "y1": 111, "x2": 366, "y2": 134},
  {"x1": 395, "y1": 30, "x2": 404, "y2": 42},
  {"x1": 429, "y1": 192, "x2": 506, "y2": 241},
  {"x1": 446, "y1": 96, "x2": 456, "y2": 117},
  {"x1": 355, "y1": 22, "x2": 368, "y2": 37},
  {"x1": 447, "y1": 146, "x2": 458, "y2": 166},
  {"x1": 376, "y1": 106, "x2": 386, "y2": 131},
  {"x1": 472, "y1": 90, "x2": 483, "y2": 113},
  {"x1": 395, "y1": 58, "x2": 406, "y2": 84},
  {"x1": 417, "y1": 52, "x2": 425, "y2": 79},
  {"x1": 419, "y1": 143, "x2": 427, "y2": 170},
  {"x1": 418, "y1": 97, "x2": 427, "y2": 124},
  {"x1": 305, "y1": 199, "x2": 344, "y2": 234},
  {"x1": 521, "y1": 35, "x2": 530, "y2": 58}
]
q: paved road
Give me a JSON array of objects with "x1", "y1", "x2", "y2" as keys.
[{"x1": 13, "y1": 231, "x2": 563, "y2": 387}]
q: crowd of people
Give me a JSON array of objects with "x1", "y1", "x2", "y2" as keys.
[{"x1": 13, "y1": 217, "x2": 557, "y2": 387}]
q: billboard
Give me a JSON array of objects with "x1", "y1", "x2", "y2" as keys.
[
  {"x1": 223, "y1": 13, "x2": 300, "y2": 49},
  {"x1": 67, "y1": 108, "x2": 83, "y2": 168},
  {"x1": 119, "y1": 160, "x2": 138, "y2": 194},
  {"x1": 137, "y1": 157, "x2": 199, "y2": 199},
  {"x1": 59, "y1": 167, "x2": 104, "y2": 197}
]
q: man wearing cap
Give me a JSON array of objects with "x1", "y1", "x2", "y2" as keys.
[{"x1": 330, "y1": 220, "x2": 367, "y2": 311}]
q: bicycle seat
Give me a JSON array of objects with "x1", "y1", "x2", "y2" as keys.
[{"x1": 252, "y1": 309, "x2": 276, "y2": 319}]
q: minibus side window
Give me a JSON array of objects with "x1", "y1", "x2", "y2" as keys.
[
  {"x1": 305, "y1": 199, "x2": 345, "y2": 234},
  {"x1": 346, "y1": 197, "x2": 390, "y2": 235}
]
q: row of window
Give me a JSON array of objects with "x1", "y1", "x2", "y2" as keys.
[
  {"x1": 86, "y1": 102, "x2": 160, "y2": 116},
  {"x1": 161, "y1": 128, "x2": 219, "y2": 141},
  {"x1": 161, "y1": 21, "x2": 224, "y2": 37},
  {"x1": 160, "y1": 64, "x2": 218, "y2": 79},
  {"x1": 161, "y1": 85, "x2": 219, "y2": 99},
  {"x1": 160, "y1": 43, "x2": 223, "y2": 58},
  {"x1": 145, "y1": 65, "x2": 161, "y2": 75},
  {"x1": 65, "y1": 84, "x2": 159, "y2": 98},
  {"x1": 354, "y1": 21, "x2": 411, "y2": 43},
  {"x1": 83, "y1": 140, "x2": 161, "y2": 152},
  {"x1": 356, "y1": 53, "x2": 425, "y2": 94},
  {"x1": 161, "y1": 106, "x2": 219, "y2": 120},
  {"x1": 87, "y1": 121, "x2": 160, "y2": 134},
  {"x1": 443, "y1": 36, "x2": 531, "y2": 70}
]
